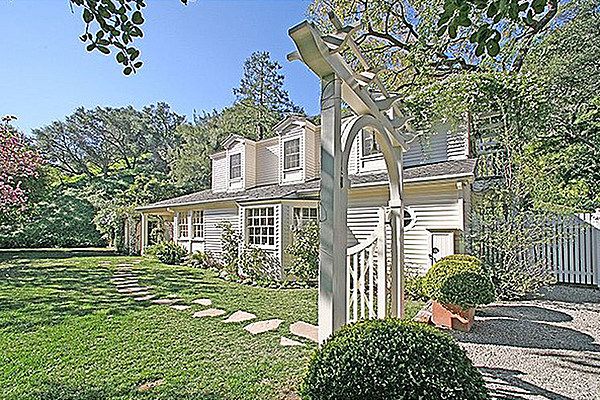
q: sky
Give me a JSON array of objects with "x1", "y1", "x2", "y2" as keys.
[{"x1": 0, "y1": 0, "x2": 320, "y2": 133}]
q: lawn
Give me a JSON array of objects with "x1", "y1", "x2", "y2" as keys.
[{"x1": 0, "y1": 250, "x2": 422, "y2": 400}]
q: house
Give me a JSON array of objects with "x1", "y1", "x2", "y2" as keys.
[{"x1": 137, "y1": 115, "x2": 476, "y2": 276}]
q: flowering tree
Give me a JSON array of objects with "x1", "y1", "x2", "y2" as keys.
[{"x1": 0, "y1": 121, "x2": 42, "y2": 211}]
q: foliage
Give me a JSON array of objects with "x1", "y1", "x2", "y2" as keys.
[
  {"x1": 218, "y1": 221, "x2": 240, "y2": 274},
  {"x1": 237, "y1": 245, "x2": 282, "y2": 283},
  {"x1": 302, "y1": 319, "x2": 489, "y2": 400},
  {"x1": 233, "y1": 51, "x2": 303, "y2": 140},
  {"x1": 285, "y1": 221, "x2": 319, "y2": 284},
  {"x1": 150, "y1": 241, "x2": 187, "y2": 265},
  {"x1": 0, "y1": 124, "x2": 42, "y2": 211},
  {"x1": 423, "y1": 255, "x2": 495, "y2": 309},
  {"x1": 404, "y1": 272, "x2": 427, "y2": 302},
  {"x1": 71, "y1": 0, "x2": 188, "y2": 75},
  {"x1": 187, "y1": 250, "x2": 221, "y2": 269},
  {"x1": 436, "y1": 0, "x2": 560, "y2": 69}
]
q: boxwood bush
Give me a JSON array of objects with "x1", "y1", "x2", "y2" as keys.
[
  {"x1": 302, "y1": 319, "x2": 489, "y2": 400},
  {"x1": 423, "y1": 254, "x2": 495, "y2": 309}
]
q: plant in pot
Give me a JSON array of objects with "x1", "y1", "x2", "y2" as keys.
[{"x1": 423, "y1": 254, "x2": 495, "y2": 332}]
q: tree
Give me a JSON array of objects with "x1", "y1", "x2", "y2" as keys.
[
  {"x1": 233, "y1": 51, "x2": 303, "y2": 139},
  {"x1": 0, "y1": 120, "x2": 42, "y2": 211}
]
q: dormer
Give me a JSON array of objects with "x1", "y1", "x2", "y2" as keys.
[
  {"x1": 211, "y1": 134, "x2": 257, "y2": 192},
  {"x1": 275, "y1": 115, "x2": 319, "y2": 185}
]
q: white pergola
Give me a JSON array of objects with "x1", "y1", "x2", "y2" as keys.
[{"x1": 288, "y1": 13, "x2": 411, "y2": 343}]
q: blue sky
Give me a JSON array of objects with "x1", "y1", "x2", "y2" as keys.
[{"x1": 0, "y1": 0, "x2": 320, "y2": 133}]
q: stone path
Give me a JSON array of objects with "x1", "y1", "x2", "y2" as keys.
[{"x1": 106, "y1": 260, "x2": 319, "y2": 347}]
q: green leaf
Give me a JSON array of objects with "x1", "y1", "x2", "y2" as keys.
[
  {"x1": 134, "y1": 61, "x2": 143, "y2": 69},
  {"x1": 83, "y1": 9, "x2": 94, "y2": 23},
  {"x1": 97, "y1": 46, "x2": 110, "y2": 55},
  {"x1": 132, "y1": 11, "x2": 144, "y2": 25},
  {"x1": 487, "y1": 39, "x2": 500, "y2": 57},
  {"x1": 475, "y1": 43, "x2": 485, "y2": 57},
  {"x1": 116, "y1": 52, "x2": 126, "y2": 64},
  {"x1": 86, "y1": 43, "x2": 96, "y2": 52},
  {"x1": 448, "y1": 24, "x2": 457, "y2": 39},
  {"x1": 124, "y1": 66, "x2": 133, "y2": 75}
]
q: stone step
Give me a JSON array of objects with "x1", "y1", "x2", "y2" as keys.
[
  {"x1": 192, "y1": 298, "x2": 212, "y2": 306},
  {"x1": 289, "y1": 321, "x2": 318, "y2": 343},
  {"x1": 280, "y1": 336, "x2": 303, "y2": 347},
  {"x1": 193, "y1": 308, "x2": 226, "y2": 318},
  {"x1": 223, "y1": 310, "x2": 256, "y2": 323},
  {"x1": 244, "y1": 319, "x2": 283, "y2": 335}
]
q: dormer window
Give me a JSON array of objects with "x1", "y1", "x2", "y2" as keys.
[
  {"x1": 283, "y1": 138, "x2": 301, "y2": 171},
  {"x1": 362, "y1": 130, "x2": 381, "y2": 158},
  {"x1": 229, "y1": 153, "x2": 242, "y2": 180}
]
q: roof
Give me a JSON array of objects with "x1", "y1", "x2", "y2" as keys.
[{"x1": 137, "y1": 158, "x2": 477, "y2": 211}]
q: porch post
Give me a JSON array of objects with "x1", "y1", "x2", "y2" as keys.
[
  {"x1": 140, "y1": 213, "x2": 148, "y2": 255},
  {"x1": 318, "y1": 73, "x2": 347, "y2": 343},
  {"x1": 389, "y1": 149, "x2": 405, "y2": 318}
]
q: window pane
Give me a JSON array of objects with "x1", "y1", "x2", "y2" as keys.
[
  {"x1": 230, "y1": 153, "x2": 242, "y2": 179},
  {"x1": 284, "y1": 138, "x2": 301, "y2": 170}
]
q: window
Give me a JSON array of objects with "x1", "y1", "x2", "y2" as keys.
[
  {"x1": 229, "y1": 153, "x2": 242, "y2": 180},
  {"x1": 177, "y1": 212, "x2": 189, "y2": 238},
  {"x1": 283, "y1": 138, "x2": 301, "y2": 170},
  {"x1": 362, "y1": 130, "x2": 381, "y2": 157},
  {"x1": 246, "y1": 207, "x2": 275, "y2": 247},
  {"x1": 293, "y1": 207, "x2": 318, "y2": 227},
  {"x1": 192, "y1": 210, "x2": 203, "y2": 238}
]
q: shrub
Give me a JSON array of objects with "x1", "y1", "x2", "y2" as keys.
[
  {"x1": 285, "y1": 221, "x2": 319, "y2": 284},
  {"x1": 187, "y1": 251, "x2": 221, "y2": 269},
  {"x1": 218, "y1": 221, "x2": 240, "y2": 274},
  {"x1": 151, "y1": 241, "x2": 187, "y2": 265},
  {"x1": 302, "y1": 319, "x2": 489, "y2": 400},
  {"x1": 423, "y1": 255, "x2": 495, "y2": 309},
  {"x1": 238, "y1": 245, "x2": 281, "y2": 282},
  {"x1": 404, "y1": 273, "x2": 428, "y2": 302}
]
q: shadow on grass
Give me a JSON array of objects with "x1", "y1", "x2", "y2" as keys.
[
  {"x1": 0, "y1": 248, "x2": 116, "y2": 260},
  {"x1": 480, "y1": 367, "x2": 573, "y2": 400}
]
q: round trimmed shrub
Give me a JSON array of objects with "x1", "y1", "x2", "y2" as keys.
[
  {"x1": 423, "y1": 254, "x2": 495, "y2": 309},
  {"x1": 152, "y1": 241, "x2": 187, "y2": 265},
  {"x1": 303, "y1": 319, "x2": 489, "y2": 400}
]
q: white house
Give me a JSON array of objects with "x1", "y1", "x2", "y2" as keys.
[{"x1": 137, "y1": 115, "x2": 476, "y2": 275}]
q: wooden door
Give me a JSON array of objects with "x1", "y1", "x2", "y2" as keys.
[{"x1": 430, "y1": 232, "x2": 455, "y2": 266}]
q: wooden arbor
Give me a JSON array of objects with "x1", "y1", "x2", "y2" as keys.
[{"x1": 288, "y1": 13, "x2": 410, "y2": 343}]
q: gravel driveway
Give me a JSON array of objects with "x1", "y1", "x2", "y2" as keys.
[{"x1": 453, "y1": 285, "x2": 600, "y2": 400}]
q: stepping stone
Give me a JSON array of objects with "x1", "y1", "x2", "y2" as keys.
[
  {"x1": 115, "y1": 263, "x2": 133, "y2": 267},
  {"x1": 132, "y1": 260, "x2": 142, "y2": 264},
  {"x1": 280, "y1": 336, "x2": 303, "y2": 347},
  {"x1": 244, "y1": 319, "x2": 283, "y2": 335},
  {"x1": 112, "y1": 280, "x2": 139, "y2": 286},
  {"x1": 112, "y1": 273, "x2": 134, "y2": 279},
  {"x1": 192, "y1": 308, "x2": 226, "y2": 318},
  {"x1": 171, "y1": 304, "x2": 191, "y2": 311},
  {"x1": 117, "y1": 286, "x2": 151, "y2": 294},
  {"x1": 223, "y1": 310, "x2": 256, "y2": 323},
  {"x1": 134, "y1": 294, "x2": 156, "y2": 301},
  {"x1": 289, "y1": 321, "x2": 319, "y2": 343},
  {"x1": 151, "y1": 298, "x2": 182, "y2": 305},
  {"x1": 128, "y1": 291, "x2": 151, "y2": 297},
  {"x1": 192, "y1": 298, "x2": 212, "y2": 306}
]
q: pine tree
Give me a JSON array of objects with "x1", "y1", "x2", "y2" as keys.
[{"x1": 233, "y1": 51, "x2": 303, "y2": 139}]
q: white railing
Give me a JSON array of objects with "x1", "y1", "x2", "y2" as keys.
[{"x1": 346, "y1": 208, "x2": 388, "y2": 323}]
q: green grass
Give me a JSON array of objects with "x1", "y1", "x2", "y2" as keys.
[{"x1": 0, "y1": 251, "x2": 422, "y2": 400}]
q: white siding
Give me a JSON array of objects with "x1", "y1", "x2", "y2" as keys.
[
  {"x1": 304, "y1": 126, "x2": 320, "y2": 181},
  {"x1": 211, "y1": 154, "x2": 227, "y2": 192},
  {"x1": 255, "y1": 139, "x2": 280, "y2": 186},
  {"x1": 204, "y1": 207, "x2": 239, "y2": 256},
  {"x1": 347, "y1": 183, "x2": 464, "y2": 274},
  {"x1": 245, "y1": 141, "x2": 256, "y2": 188}
]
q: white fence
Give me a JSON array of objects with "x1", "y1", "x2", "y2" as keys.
[{"x1": 548, "y1": 212, "x2": 600, "y2": 287}]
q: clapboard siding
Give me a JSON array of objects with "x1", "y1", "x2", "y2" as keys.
[
  {"x1": 245, "y1": 142, "x2": 256, "y2": 188},
  {"x1": 305, "y1": 127, "x2": 319, "y2": 181},
  {"x1": 255, "y1": 139, "x2": 280, "y2": 186},
  {"x1": 204, "y1": 207, "x2": 239, "y2": 256},
  {"x1": 211, "y1": 154, "x2": 227, "y2": 192}
]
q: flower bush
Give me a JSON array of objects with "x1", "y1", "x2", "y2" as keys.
[
  {"x1": 285, "y1": 221, "x2": 319, "y2": 284},
  {"x1": 187, "y1": 250, "x2": 221, "y2": 269},
  {"x1": 148, "y1": 241, "x2": 187, "y2": 265},
  {"x1": 423, "y1": 254, "x2": 495, "y2": 309},
  {"x1": 302, "y1": 319, "x2": 489, "y2": 400}
]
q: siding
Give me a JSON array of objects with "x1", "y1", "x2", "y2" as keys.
[
  {"x1": 304, "y1": 126, "x2": 319, "y2": 181},
  {"x1": 347, "y1": 183, "x2": 464, "y2": 273},
  {"x1": 211, "y1": 154, "x2": 227, "y2": 192},
  {"x1": 204, "y1": 207, "x2": 239, "y2": 256},
  {"x1": 245, "y1": 141, "x2": 256, "y2": 188},
  {"x1": 255, "y1": 139, "x2": 280, "y2": 186}
]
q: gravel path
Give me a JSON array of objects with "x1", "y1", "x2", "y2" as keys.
[{"x1": 453, "y1": 285, "x2": 600, "y2": 400}]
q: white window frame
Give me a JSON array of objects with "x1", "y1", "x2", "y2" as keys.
[
  {"x1": 245, "y1": 206, "x2": 276, "y2": 249},
  {"x1": 177, "y1": 211, "x2": 189, "y2": 239},
  {"x1": 283, "y1": 137, "x2": 301, "y2": 171},
  {"x1": 229, "y1": 153, "x2": 242, "y2": 180},
  {"x1": 192, "y1": 210, "x2": 204, "y2": 239},
  {"x1": 293, "y1": 206, "x2": 318, "y2": 228},
  {"x1": 361, "y1": 129, "x2": 382, "y2": 158}
]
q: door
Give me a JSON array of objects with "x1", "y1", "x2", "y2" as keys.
[{"x1": 430, "y1": 232, "x2": 455, "y2": 266}]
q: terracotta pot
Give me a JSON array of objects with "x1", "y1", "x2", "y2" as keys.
[{"x1": 431, "y1": 301, "x2": 475, "y2": 332}]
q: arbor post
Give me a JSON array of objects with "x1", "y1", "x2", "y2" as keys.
[
  {"x1": 318, "y1": 73, "x2": 347, "y2": 343},
  {"x1": 140, "y1": 213, "x2": 148, "y2": 255}
]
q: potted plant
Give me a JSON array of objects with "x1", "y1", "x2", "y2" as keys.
[{"x1": 423, "y1": 254, "x2": 495, "y2": 332}]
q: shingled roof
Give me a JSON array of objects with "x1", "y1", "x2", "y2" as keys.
[{"x1": 137, "y1": 158, "x2": 476, "y2": 211}]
